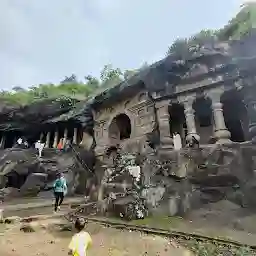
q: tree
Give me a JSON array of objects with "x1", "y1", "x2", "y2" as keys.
[
  {"x1": 166, "y1": 38, "x2": 191, "y2": 58},
  {"x1": 214, "y1": 3, "x2": 256, "y2": 41},
  {"x1": 84, "y1": 75, "x2": 100, "y2": 89},
  {"x1": 166, "y1": 4, "x2": 256, "y2": 57},
  {"x1": 123, "y1": 69, "x2": 137, "y2": 80},
  {"x1": 189, "y1": 29, "x2": 217, "y2": 47},
  {"x1": 61, "y1": 74, "x2": 78, "y2": 84},
  {"x1": 100, "y1": 64, "x2": 123, "y2": 88},
  {"x1": 12, "y1": 86, "x2": 25, "y2": 92}
]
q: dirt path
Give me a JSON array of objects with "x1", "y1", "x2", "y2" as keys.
[{"x1": 0, "y1": 220, "x2": 192, "y2": 256}]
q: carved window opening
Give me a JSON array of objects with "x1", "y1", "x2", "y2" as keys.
[
  {"x1": 169, "y1": 103, "x2": 186, "y2": 146},
  {"x1": 5, "y1": 131, "x2": 22, "y2": 149},
  {"x1": 193, "y1": 97, "x2": 212, "y2": 127},
  {"x1": 193, "y1": 97, "x2": 213, "y2": 144},
  {"x1": 109, "y1": 114, "x2": 131, "y2": 144}
]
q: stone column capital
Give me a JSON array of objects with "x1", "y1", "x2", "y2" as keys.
[
  {"x1": 178, "y1": 95, "x2": 196, "y2": 110},
  {"x1": 212, "y1": 102, "x2": 223, "y2": 110},
  {"x1": 206, "y1": 88, "x2": 223, "y2": 103},
  {"x1": 155, "y1": 100, "x2": 170, "y2": 110}
]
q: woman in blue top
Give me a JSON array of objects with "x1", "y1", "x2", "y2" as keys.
[{"x1": 53, "y1": 172, "x2": 67, "y2": 212}]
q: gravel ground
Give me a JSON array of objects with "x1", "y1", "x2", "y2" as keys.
[{"x1": 0, "y1": 220, "x2": 192, "y2": 256}]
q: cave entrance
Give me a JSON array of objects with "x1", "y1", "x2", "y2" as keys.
[
  {"x1": 193, "y1": 97, "x2": 213, "y2": 144},
  {"x1": 221, "y1": 90, "x2": 249, "y2": 142},
  {"x1": 5, "y1": 131, "x2": 22, "y2": 148},
  {"x1": 108, "y1": 113, "x2": 131, "y2": 145},
  {"x1": 169, "y1": 103, "x2": 187, "y2": 146},
  {"x1": 5, "y1": 171, "x2": 28, "y2": 189}
]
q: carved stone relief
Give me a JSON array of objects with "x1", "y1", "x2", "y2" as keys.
[{"x1": 93, "y1": 90, "x2": 157, "y2": 155}]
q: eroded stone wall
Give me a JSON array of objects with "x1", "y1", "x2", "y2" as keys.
[
  {"x1": 93, "y1": 142, "x2": 256, "y2": 219},
  {"x1": 93, "y1": 90, "x2": 156, "y2": 156}
]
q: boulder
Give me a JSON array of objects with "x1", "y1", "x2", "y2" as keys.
[
  {"x1": 0, "y1": 147, "x2": 95, "y2": 199},
  {"x1": 19, "y1": 173, "x2": 47, "y2": 196},
  {"x1": 4, "y1": 216, "x2": 22, "y2": 224},
  {"x1": 20, "y1": 223, "x2": 36, "y2": 233}
]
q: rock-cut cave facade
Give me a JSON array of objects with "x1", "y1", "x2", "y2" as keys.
[{"x1": 92, "y1": 44, "x2": 256, "y2": 160}]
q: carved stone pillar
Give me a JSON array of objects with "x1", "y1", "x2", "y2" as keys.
[
  {"x1": 53, "y1": 130, "x2": 58, "y2": 148},
  {"x1": 73, "y1": 127, "x2": 78, "y2": 144},
  {"x1": 0, "y1": 135, "x2": 5, "y2": 149},
  {"x1": 45, "y1": 131, "x2": 51, "y2": 148},
  {"x1": 181, "y1": 96, "x2": 200, "y2": 143},
  {"x1": 40, "y1": 132, "x2": 44, "y2": 142},
  {"x1": 63, "y1": 128, "x2": 68, "y2": 146},
  {"x1": 208, "y1": 90, "x2": 231, "y2": 144},
  {"x1": 155, "y1": 101, "x2": 173, "y2": 148}
]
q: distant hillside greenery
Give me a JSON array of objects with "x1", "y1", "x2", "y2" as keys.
[
  {"x1": 0, "y1": 64, "x2": 141, "y2": 106},
  {"x1": 1, "y1": 4, "x2": 255, "y2": 106},
  {"x1": 167, "y1": 3, "x2": 256, "y2": 56}
]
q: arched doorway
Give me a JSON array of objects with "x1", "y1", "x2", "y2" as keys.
[
  {"x1": 193, "y1": 97, "x2": 213, "y2": 144},
  {"x1": 169, "y1": 103, "x2": 187, "y2": 146},
  {"x1": 108, "y1": 113, "x2": 131, "y2": 145},
  {"x1": 221, "y1": 90, "x2": 249, "y2": 142}
]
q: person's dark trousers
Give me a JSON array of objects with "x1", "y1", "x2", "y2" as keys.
[{"x1": 54, "y1": 192, "x2": 64, "y2": 211}]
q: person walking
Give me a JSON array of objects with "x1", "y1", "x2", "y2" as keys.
[
  {"x1": 57, "y1": 138, "x2": 64, "y2": 152},
  {"x1": 53, "y1": 172, "x2": 67, "y2": 212},
  {"x1": 35, "y1": 140, "x2": 45, "y2": 157}
]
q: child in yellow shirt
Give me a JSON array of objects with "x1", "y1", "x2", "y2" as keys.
[{"x1": 68, "y1": 217, "x2": 92, "y2": 256}]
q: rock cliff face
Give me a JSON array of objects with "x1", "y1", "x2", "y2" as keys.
[
  {"x1": 90, "y1": 144, "x2": 256, "y2": 220},
  {"x1": 0, "y1": 98, "x2": 94, "y2": 137}
]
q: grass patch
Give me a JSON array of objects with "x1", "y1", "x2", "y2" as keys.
[
  {"x1": 103, "y1": 216, "x2": 256, "y2": 255},
  {"x1": 130, "y1": 215, "x2": 183, "y2": 229},
  {"x1": 178, "y1": 238, "x2": 255, "y2": 256}
]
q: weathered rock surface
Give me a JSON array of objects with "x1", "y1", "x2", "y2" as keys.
[
  {"x1": 0, "y1": 147, "x2": 95, "y2": 200},
  {"x1": 0, "y1": 98, "x2": 94, "y2": 138},
  {"x1": 91, "y1": 144, "x2": 256, "y2": 220}
]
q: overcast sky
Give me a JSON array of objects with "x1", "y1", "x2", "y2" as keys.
[{"x1": 0, "y1": 0, "x2": 245, "y2": 90}]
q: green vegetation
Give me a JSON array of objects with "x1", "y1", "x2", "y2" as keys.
[
  {"x1": 0, "y1": 61, "x2": 148, "y2": 106},
  {"x1": 131, "y1": 215, "x2": 183, "y2": 229},
  {"x1": 167, "y1": 3, "x2": 256, "y2": 56},
  {"x1": 0, "y1": 64, "x2": 135, "y2": 106},
  {"x1": 179, "y1": 238, "x2": 254, "y2": 256}
]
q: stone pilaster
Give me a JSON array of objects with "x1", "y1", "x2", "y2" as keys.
[
  {"x1": 53, "y1": 130, "x2": 58, "y2": 148},
  {"x1": 63, "y1": 128, "x2": 68, "y2": 146},
  {"x1": 40, "y1": 132, "x2": 44, "y2": 142},
  {"x1": 208, "y1": 90, "x2": 231, "y2": 144},
  {"x1": 45, "y1": 131, "x2": 51, "y2": 148},
  {"x1": 155, "y1": 100, "x2": 173, "y2": 149},
  {"x1": 0, "y1": 135, "x2": 5, "y2": 149},
  {"x1": 181, "y1": 96, "x2": 200, "y2": 143},
  {"x1": 73, "y1": 127, "x2": 78, "y2": 144}
]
